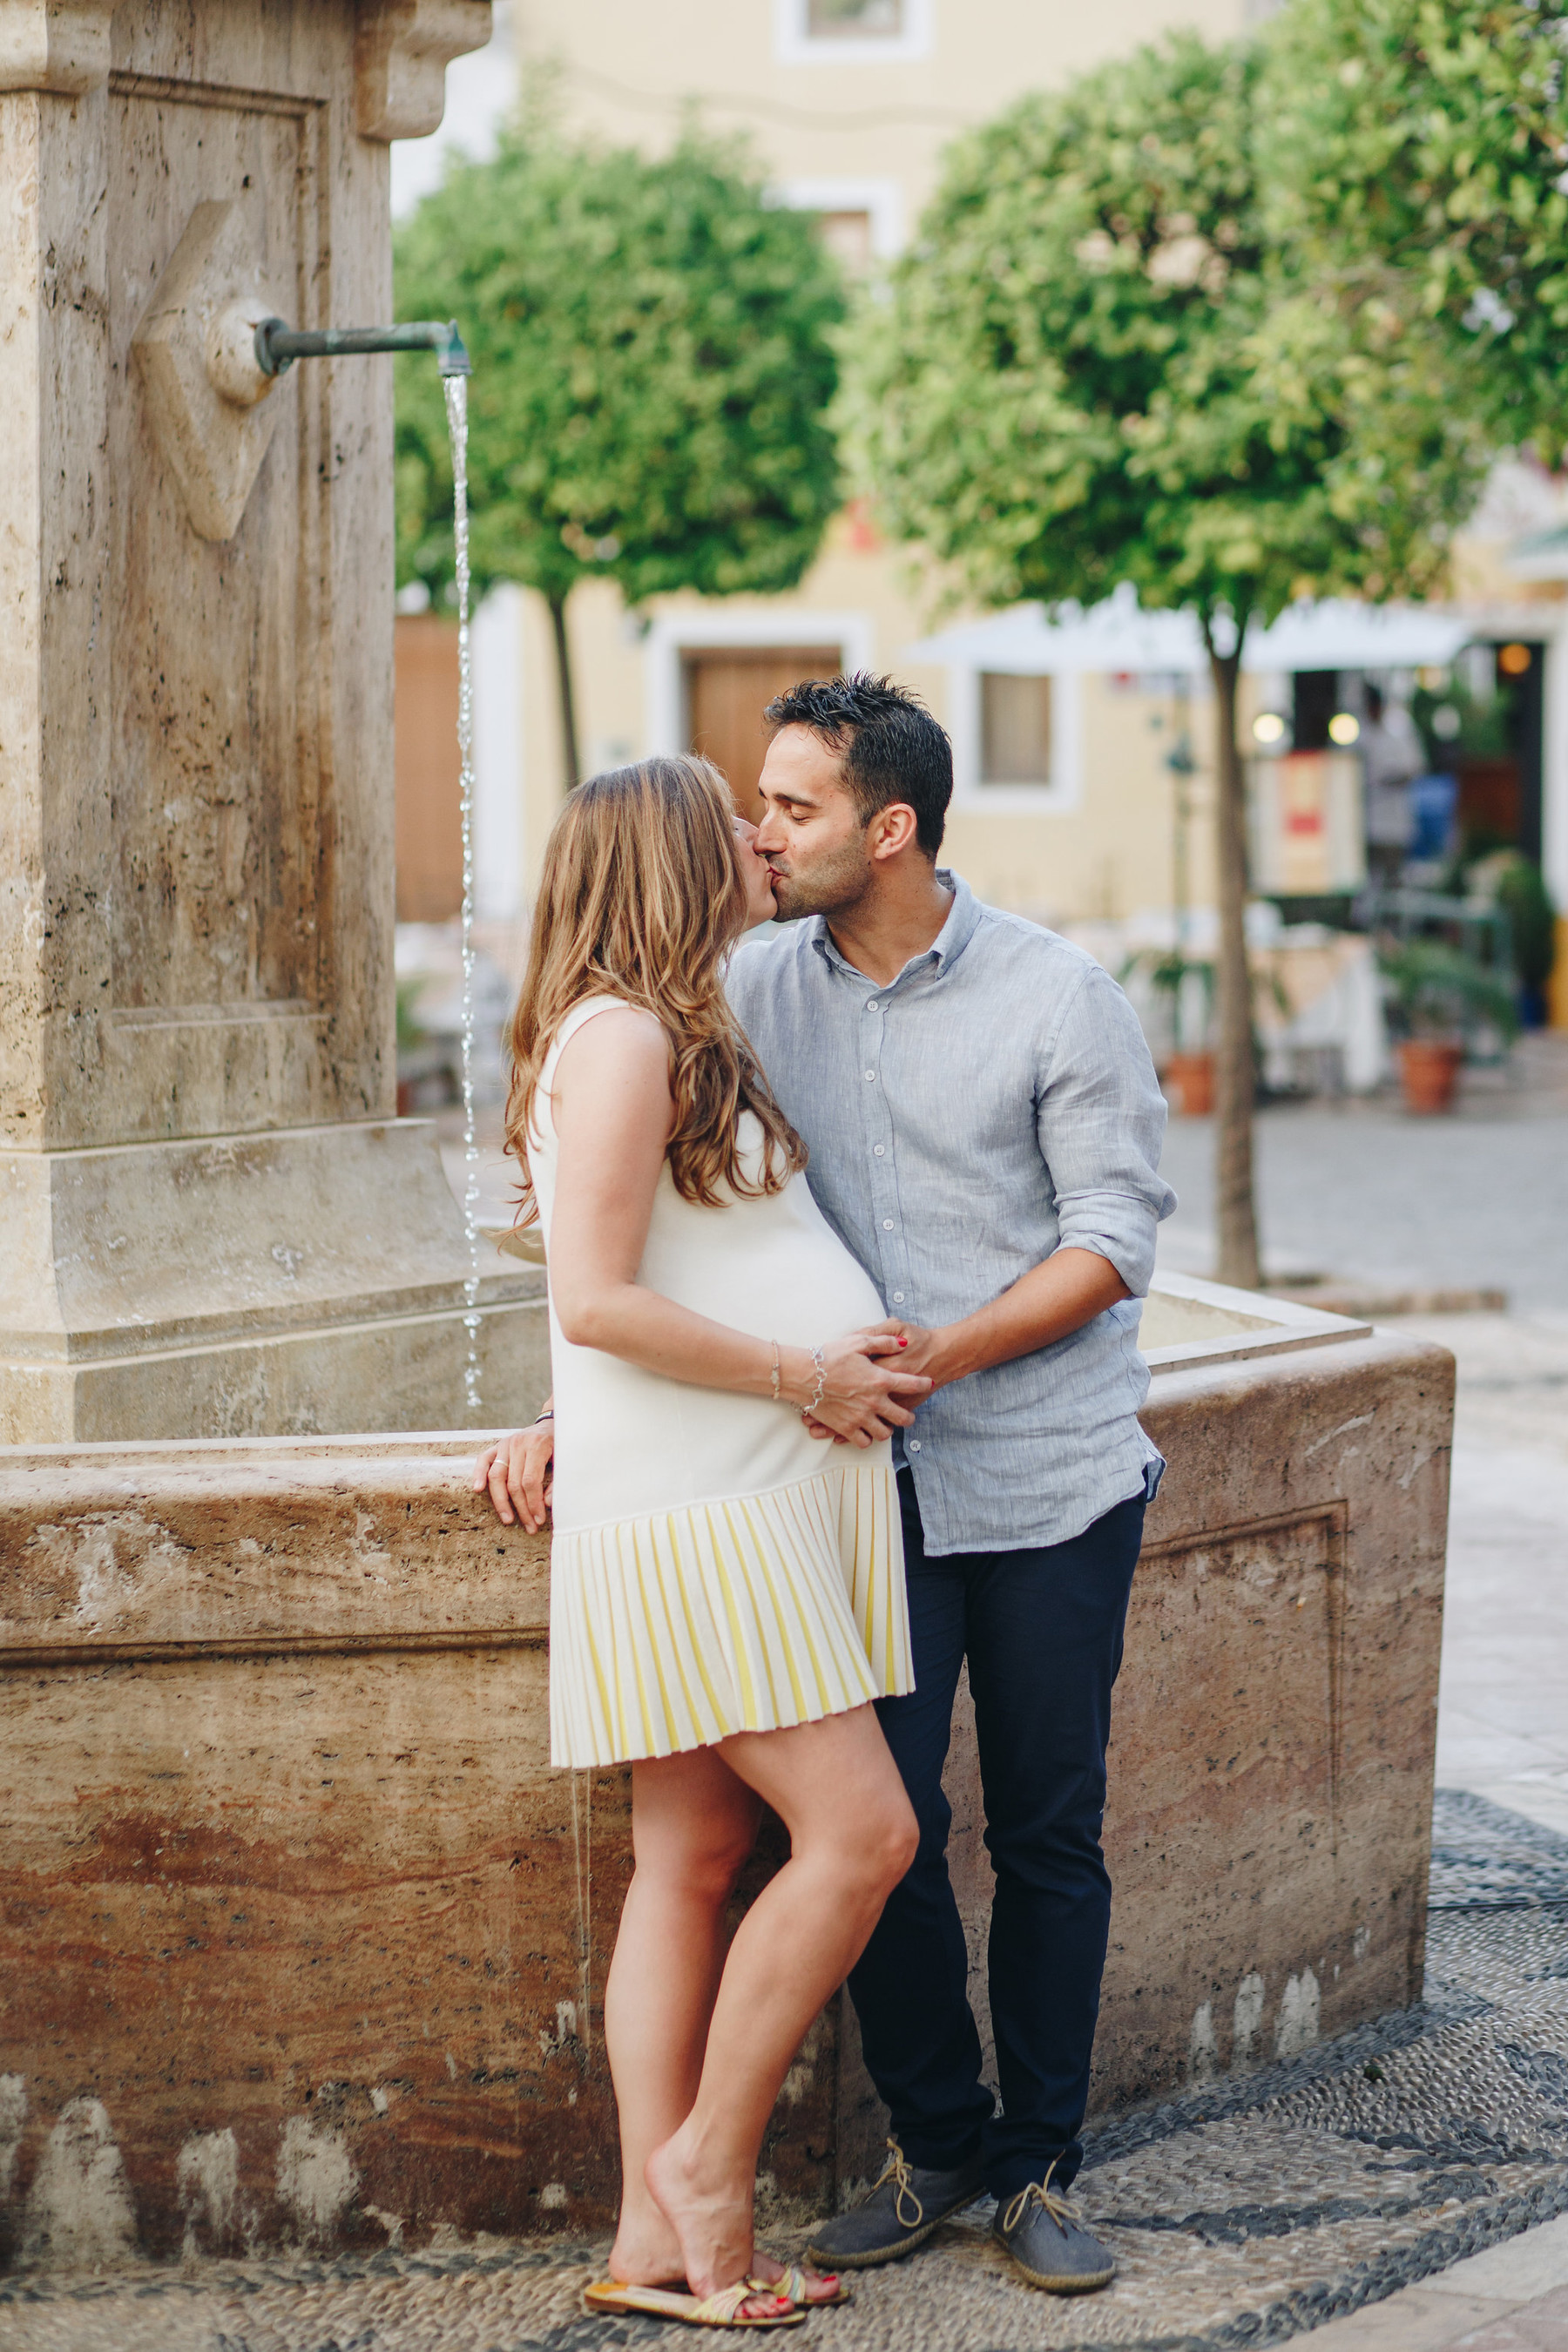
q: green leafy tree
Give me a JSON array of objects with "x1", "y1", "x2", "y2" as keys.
[
  {"x1": 395, "y1": 127, "x2": 845, "y2": 786},
  {"x1": 855, "y1": 31, "x2": 1484, "y2": 1288},
  {"x1": 1260, "y1": 0, "x2": 1568, "y2": 458}
]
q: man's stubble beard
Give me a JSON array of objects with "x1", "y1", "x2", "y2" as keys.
[{"x1": 767, "y1": 832, "x2": 875, "y2": 924}]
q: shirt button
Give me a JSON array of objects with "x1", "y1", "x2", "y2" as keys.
[
  {"x1": 893, "y1": 1291, "x2": 905, "y2": 1303},
  {"x1": 909, "y1": 1440, "x2": 922, "y2": 1453},
  {"x1": 873, "y1": 1145, "x2": 885, "y2": 1157},
  {"x1": 864, "y1": 1071, "x2": 875, "y2": 1081},
  {"x1": 867, "y1": 1000, "x2": 879, "y2": 1010},
  {"x1": 882, "y1": 1218, "x2": 894, "y2": 1230}
]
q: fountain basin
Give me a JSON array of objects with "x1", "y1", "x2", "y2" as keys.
[{"x1": 0, "y1": 1276, "x2": 1450, "y2": 2266}]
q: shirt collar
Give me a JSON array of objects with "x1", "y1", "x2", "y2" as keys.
[{"x1": 808, "y1": 869, "x2": 981, "y2": 988}]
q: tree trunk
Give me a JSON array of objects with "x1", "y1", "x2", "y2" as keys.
[
  {"x1": 546, "y1": 588, "x2": 581, "y2": 790},
  {"x1": 1205, "y1": 627, "x2": 1261, "y2": 1291}
]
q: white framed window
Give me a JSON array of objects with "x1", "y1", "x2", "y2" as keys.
[
  {"x1": 949, "y1": 665, "x2": 1083, "y2": 811},
  {"x1": 772, "y1": 178, "x2": 905, "y2": 267},
  {"x1": 774, "y1": 0, "x2": 934, "y2": 66}
]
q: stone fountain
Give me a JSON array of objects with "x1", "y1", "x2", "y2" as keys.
[
  {"x1": 0, "y1": 0, "x2": 1456, "y2": 2278},
  {"x1": 0, "y1": 0, "x2": 545, "y2": 1444}
]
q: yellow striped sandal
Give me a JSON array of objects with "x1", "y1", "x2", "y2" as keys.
[
  {"x1": 581, "y1": 2280, "x2": 805, "y2": 2328},
  {"x1": 749, "y1": 2264, "x2": 851, "y2": 2308}
]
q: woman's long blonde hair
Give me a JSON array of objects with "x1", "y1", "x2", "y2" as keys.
[{"x1": 505, "y1": 755, "x2": 806, "y2": 1226}]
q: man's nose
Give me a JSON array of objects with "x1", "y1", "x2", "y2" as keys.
[{"x1": 754, "y1": 801, "x2": 783, "y2": 851}]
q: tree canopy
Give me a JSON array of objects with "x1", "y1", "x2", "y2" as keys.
[
  {"x1": 855, "y1": 31, "x2": 1482, "y2": 633},
  {"x1": 1260, "y1": 0, "x2": 1568, "y2": 458},
  {"x1": 394, "y1": 125, "x2": 845, "y2": 781},
  {"x1": 852, "y1": 30, "x2": 1487, "y2": 1286}
]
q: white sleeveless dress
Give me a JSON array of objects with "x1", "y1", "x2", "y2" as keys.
[{"x1": 529, "y1": 997, "x2": 913, "y2": 1769}]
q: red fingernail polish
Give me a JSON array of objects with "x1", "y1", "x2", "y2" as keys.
[{"x1": 898, "y1": 1337, "x2": 908, "y2": 1347}]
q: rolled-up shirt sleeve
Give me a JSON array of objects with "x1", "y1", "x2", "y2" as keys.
[{"x1": 1035, "y1": 963, "x2": 1176, "y2": 1298}]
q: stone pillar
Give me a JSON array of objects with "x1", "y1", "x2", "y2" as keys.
[{"x1": 0, "y1": 0, "x2": 547, "y2": 1441}]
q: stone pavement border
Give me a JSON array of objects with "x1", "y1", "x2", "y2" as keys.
[{"x1": 1291, "y1": 2210, "x2": 1568, "y2": 2348}]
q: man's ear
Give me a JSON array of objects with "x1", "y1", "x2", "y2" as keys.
[{"x1": 868, "y1": 802, "x2": 920, "y2": 862}]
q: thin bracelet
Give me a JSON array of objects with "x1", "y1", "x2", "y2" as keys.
[
  {"x1": 800, "y1": 1344, "x2": 827, "y2": 1423},
  {"x1": 769, "y1": 1339, "x2": 781, "y2": 1402}
]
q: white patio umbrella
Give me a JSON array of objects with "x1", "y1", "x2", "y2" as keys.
[{"x1": 904, "y1": 591, "x2": 1475, "y2": 675}]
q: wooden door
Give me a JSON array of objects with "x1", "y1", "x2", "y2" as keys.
[
  {"x1": 394, "y1": 615, "x2": 463, "y2": 922},
  {"x1": 685, "y1": 646, "x2": 842, "y2": 820}
]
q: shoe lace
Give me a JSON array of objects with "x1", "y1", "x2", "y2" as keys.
[
  {"x1": 1001, "y1": 2158, "x2": 1072, "y2": 2239},
  {"x1": 871, "y1": 2137, "x2": 924, "y2": 2230}
]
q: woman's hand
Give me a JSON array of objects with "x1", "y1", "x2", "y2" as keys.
[
  {"x1": 802, "y1": 1320, "x2": 934, "y2": 1442},
  {"x1": 473, "y1": 1418, "x2": 555, "y2": 1530},
  {"x1": 801, "y1": 1330, "x2": 931, "y2": 1449}
]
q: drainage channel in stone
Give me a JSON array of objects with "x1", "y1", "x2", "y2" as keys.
[{"x1": 2, "y1": 1791, "x2": 1565, "y2": 2352}]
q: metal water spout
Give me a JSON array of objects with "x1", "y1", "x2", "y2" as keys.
[{"x1": 252, "y1": 316, "x2": 472, "y2": 380}]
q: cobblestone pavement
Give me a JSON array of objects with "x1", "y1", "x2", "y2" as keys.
[
  {"x1": 1157, "y1": 1107, "x2": 1568, "y2": 1310},
  {"x1": 2, "y1": 1791, "x2": 1565, "y2": 2352}
]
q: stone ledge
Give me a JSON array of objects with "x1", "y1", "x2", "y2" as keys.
[
  {"x1": 0, "y1": 0, "x2": 116, "y2": 94},
  {"x1": 354, "y1": 0, "x2": 493, "y2": 141},
  {"x1": 0, "y1": 1433, "x2": 548, "y2": 1659}
]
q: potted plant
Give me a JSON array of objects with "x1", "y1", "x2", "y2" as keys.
[
  {"x1": 1120, "y1": 949, "x2": 1216, "y2": 1114},
  {"x1": 1377, "y1": 940, "x2": 1520, "y2": 1113}
]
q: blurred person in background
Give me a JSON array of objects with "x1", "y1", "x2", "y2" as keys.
[{"x1": 1362, "y1": 684, "x2": 1422, "y2": 890}]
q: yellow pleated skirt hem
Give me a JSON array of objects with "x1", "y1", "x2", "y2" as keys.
[{"x1": 548, "y1": 1458, "x2": 912, "y2": 1769}]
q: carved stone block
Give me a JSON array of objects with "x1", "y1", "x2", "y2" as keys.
[
  {"x1": 355, "y1": 0, "x2": 494, "y2": 141},
  {"x1": 131, "y1": 199, "x2": 292, "y2": 544}
]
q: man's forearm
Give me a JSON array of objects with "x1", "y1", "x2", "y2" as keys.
[{"x1": 918, "y1": 1248, "x2": 1131, "y2": 1389}]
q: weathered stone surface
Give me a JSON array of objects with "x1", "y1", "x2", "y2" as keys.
[
  {"x1": 0, "y1": 1, "x2": 511, "y2": 1442},
  {"x1": 0, "y1": 1, "x2": 114, "y2": 93},
  {"x1": 0, "y1": 1290, "x2": 1453, "y2": 2265},
  {"x1": 0, "y1": 1121, "x2": 548, "y2": 1442}
]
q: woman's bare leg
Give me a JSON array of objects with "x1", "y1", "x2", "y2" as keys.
[
  {"x1": 605, "y1": 1747, "x2": 761, "y2": 2288},
  {"x1": 645, "y1": 1703, "x2": 918, "y2": 2300}
]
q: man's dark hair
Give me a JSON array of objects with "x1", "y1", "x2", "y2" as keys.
[{"x1": 763, "y1": 672, "x2": 952, "y2": 857}]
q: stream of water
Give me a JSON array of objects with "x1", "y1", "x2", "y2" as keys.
[{"x1": 443, "y1": 375, "x2": 484, "y2": 1423}]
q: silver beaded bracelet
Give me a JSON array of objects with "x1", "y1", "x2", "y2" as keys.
[{"x1": 800, "y1": 1344, "x2": 827, "y2": 1423}]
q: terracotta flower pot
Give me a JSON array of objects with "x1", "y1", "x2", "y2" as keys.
[
  {"x1": 1164, "y1": 1050, "x2": 1215, "y2": 1117},
  {"x1": 1396, "y1": 1037, "x2": 1463, "y2": 1115}
]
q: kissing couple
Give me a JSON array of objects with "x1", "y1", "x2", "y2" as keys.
[{"x1": 476, "y1": 673, "x2": 1173, "y2": 2327}]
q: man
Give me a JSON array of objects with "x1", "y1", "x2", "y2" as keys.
[
  {"x1": 727, "y1": 673, "x2": 1173, "y2": 2296},
  {"x1": 1361, "y1": 683, "x2": 1421, "y2": 891}
]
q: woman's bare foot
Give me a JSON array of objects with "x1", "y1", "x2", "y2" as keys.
[
  {"x1": 608, "y1": 2199, "x2": 686, "y2": 2288},
  {"x1": 749, "y1": 2251, "x2": 843, "y2": 2305},
  {"x1": 645, "y1": 2125, "x2": 785, "y2": 2318}
]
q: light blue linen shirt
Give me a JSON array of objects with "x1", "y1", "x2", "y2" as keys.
[{"x1": 727, "y1": 872, "x2": 1176, "y2": 1555}]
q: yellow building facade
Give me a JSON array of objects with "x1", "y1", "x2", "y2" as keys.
[{"x1": 428, "y1": 0, "x2": 1568, "y2": 1008}]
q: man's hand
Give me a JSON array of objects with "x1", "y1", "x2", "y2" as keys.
[
  {"x1": 474, "y1": 1415, "x2": 555, "y2": 1531},
  {"x1": 823, "y1": 1254, "x2": 1132, "y2": 1419}
]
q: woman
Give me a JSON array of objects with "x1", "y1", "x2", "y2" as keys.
[{"x1": 475, "y1": 757, "x2": 925, "y2": 2330}]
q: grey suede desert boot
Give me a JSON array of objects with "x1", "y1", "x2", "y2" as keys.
[
  {"x1": 806, "y1": 2137, "x2": 985, "y2": 2269},
  {"x1": 994, "y1": 2167, "x2": 1115, "y2": 2294}
]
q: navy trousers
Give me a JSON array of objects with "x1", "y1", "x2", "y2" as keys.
[{"x1": 847, "y1": 1469, "x2": 1146, "y2": 2201}]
